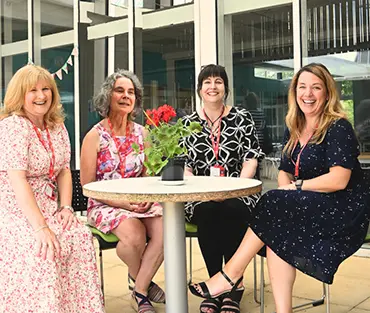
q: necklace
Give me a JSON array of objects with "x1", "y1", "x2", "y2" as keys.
[{"x1": 203, "y1": 106, "x2": 225, "y2": 130}]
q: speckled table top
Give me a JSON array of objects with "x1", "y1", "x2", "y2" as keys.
[{"x1": 83, "y1": 176, "x2": 262, "y2": 203}]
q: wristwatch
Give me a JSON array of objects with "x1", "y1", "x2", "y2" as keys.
[{"x1": 295, "y1": 179, "x2": 304, "y2": 190}]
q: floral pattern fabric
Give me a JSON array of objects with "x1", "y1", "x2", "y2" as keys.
[
  {"x1": 181, "y1": 107, "x2": 264, "y2": 222},
  {"x1": 0, "y1": 115, "x2": 104, "y2": 313},
  {"x1": 87, "y1": 122, "x2": 162, "y2": 234},
  {"x1": 250, "y1": 119, "x2": 370, "y2": 283}
]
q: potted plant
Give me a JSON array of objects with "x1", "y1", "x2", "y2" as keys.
[{"x1": 133, "y1": 104, "x2": 201, "y2": 182}]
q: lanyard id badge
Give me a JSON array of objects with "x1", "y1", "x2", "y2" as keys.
[
  {"x1": 210, "y1": 164, "x2": 225, "y2": 177},
  {"x1": 44, "y1": 181, "x2": 57, "y2": 201},
  {"x1": 29, "y1": 120, "x2": 57, "y2": 201}
]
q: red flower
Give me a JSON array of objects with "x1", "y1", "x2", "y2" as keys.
[
  {"x1": 158, "y1": 104, "x2": 176, "y2": 123},
  {"x1": 144, "y1": 105, "x2": 177, "y2": 126},
  {"x1": 145, "y1": 109, "x2": 160, "y2": 126}
]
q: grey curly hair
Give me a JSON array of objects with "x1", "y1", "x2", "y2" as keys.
[{"x1": 94, "y1": 69, "x2": 143, "y2": 119}]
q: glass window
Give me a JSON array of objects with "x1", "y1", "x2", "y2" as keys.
[
  {"x1": 1, "y1": 0, "x2": 28, "y2": 43},
  {"x1": 137, "y1": 21, "x2": 195, "y2": 122},
  {"x1": 301, "y1": 0, "x2": 370, "y2": 155},
  {"x1": 41, "y1": 45, "x2": 75, "y2": 167},
  {"x1": 41, "y1": 0, "x2": 73, "y2": 36},
  {"x1": 1, "y1": 54, "x2": 28, "y2": 103},
  {"x1": 231, "y1": 5, "x2": 293, "y2": 147}
]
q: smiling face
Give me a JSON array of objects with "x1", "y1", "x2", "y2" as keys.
[
  {"x1": 296, "y1": 71, "x2": 328, "y2": 120},
  {"x1": 199, "y1": 76, "x2": 225, "y2": 106},
  {"x1": 110, "y1": 77, "x2": 136, "y2": 116},
  {"x1": 23, "y1": 80, "x2": 53, "y2": 120}
]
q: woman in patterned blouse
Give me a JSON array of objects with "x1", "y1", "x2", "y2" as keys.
[
  {"x1": 182, "y1": 64, "x2": 264, "y2": 313},
  {"x1": 189, "y1": 63, "x2": 370, "y2": 313}
]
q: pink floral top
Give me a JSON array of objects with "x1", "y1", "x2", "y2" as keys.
[{"x1": 87, "y1": 122, "x2": 163, "y2": 233}]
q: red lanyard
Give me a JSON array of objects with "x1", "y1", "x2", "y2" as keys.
[
  {"x1": 291, "y1": 132, "x2": 314, "y2": 179},
  {"x1": 203, "y1": 107, "x2": 224, "y2": 161},
  {"x1": 108, "y1": 119, "x2": 132, "y2": 178},
  {"x1": 30, "y1": 121, "x2": 56, "y2": 182}
]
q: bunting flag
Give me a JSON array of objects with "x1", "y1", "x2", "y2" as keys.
[{"x1": 27, "y1": 46, "x2": 79, "y2": 81}]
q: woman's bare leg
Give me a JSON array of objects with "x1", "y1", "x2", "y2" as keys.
[
  {"x1": 266, "y1": 247, "x2": 296, "y2": 313},
  {"x1": 134, "y1": 216, "x2": 164, "y2": 294},
  {"x1": 112, "y1": 218, "x2": 147, "y2": 280}
]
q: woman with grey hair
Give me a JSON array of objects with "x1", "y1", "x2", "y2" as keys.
[{"x1": 80, "y1": 69, "x2": 164, "y2": 313}]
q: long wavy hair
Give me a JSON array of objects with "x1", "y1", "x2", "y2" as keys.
[
  {"x1": 94, "y1": 69, "x2": 143, "y2": 120},
  {"x1": 283, "y1": 63, "x2": 346, "y2": 155},
  {"x1": 0, "y1": 65, "x2": 65, "y2": 128}
]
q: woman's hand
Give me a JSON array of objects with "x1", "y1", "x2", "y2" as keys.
[
  {"x1": 56, "y1": 208, "x2": 80, "y2": 230},
  {"x1": 131, "y1": 202, "x2": 152, "y2": 213},
  {"x1": 278, "y1": 182, "x2": 296, "y2": 190},
  {"x1": 34, "y1": 227, "x2": 61, "y2": 261}
]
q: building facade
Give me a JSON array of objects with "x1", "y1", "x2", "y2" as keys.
[{"x1": 1, "y1": 0, "x2": 370, "y2": 168}]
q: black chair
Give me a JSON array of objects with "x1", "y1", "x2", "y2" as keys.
[{"x1": 71, "y1": 169, "x2": 119, "y2": 300}]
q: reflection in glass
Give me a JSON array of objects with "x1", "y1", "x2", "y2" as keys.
[
  {"x1": 41, "y1": 0, "x2": 73, "y2": 36},
  {"x1": 232, "y1": 5, "x2": 293, "y2": 145},
  {"x1": 137, "y1": 21, "x2": 195, "y2": 123},
  {"x1": 1, "y1": 0, "x2": 28, "y2": 43},
  {"x1": 301, "y1": 0, "x2": 370, "y2": 154},
  {"x1": 1, "y1": 54, "x2": 28, "y2": 103},
  {"x1": 41, "y1": 45, "x2": 75, "y2": 167}
]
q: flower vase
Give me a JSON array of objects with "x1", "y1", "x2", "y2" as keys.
[{"x1": 161, "y1": 157, "x2": 185, "y2": 185}]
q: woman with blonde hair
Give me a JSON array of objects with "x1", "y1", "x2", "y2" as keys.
[
  {"x1": 0, "y1": 65, "x2": 104, "y2": 313},
  {"x1": 189, "y1": 63, "x2": 370, "y2": 313}
]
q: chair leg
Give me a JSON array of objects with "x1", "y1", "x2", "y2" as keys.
[
  {"x1": 325, "y1": 283, "x2": 330, "y2": 313},
  {"x1": 188, "y1": 236, "x2": 193, "y2": 285},
  {"x1": 99, "y1": 248, "x2": 105, "y2": 303},
  {"x1": 260, "y1": 256, "x2": 265, "y2": 313},
  {"x1": 253, "y1": 256, "x2": 260, "y2": 304},
  {"x1": 257, "y1": 255, "x2": 326, "y2": 313}
]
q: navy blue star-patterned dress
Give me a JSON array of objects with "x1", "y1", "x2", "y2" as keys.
[{"x1": 250, "y1": 118, "x2": 370, "y2": 284}]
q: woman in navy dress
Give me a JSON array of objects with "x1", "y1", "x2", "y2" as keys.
[{"x1": 188, "y1": 63, "x2": 370, "y2": 313}]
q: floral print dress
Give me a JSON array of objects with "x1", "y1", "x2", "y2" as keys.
[
  {"x1": 0, "y1": 115, "x2": 104, "y2": 313},
  {"x1": 87, "y1": 122, "x2": 163, "y2": 234}
]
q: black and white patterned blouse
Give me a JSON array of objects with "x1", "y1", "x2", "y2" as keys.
[{"x1": 181, "y1": 106, "x2": 264, "y2": 222}]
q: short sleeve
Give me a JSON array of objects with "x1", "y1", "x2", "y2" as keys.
[
  {"x1": 59, "y1": 124, "x2": 71, "y2": 170},
  {"x1": 325, "y1": 119, "x2": 359, "y2": 170},
  {"x1": 0, "y1": 115, "x2": 30, "y2": 171},
  {"x1": 278, "y1": 128, "x2": 294, "y2": 173},
  {"x1": 239, "y1": 109, "x2": 264, "y2": 161}
]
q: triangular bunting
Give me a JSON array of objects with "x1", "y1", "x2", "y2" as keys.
[
  {"x1": 51, "y1": 73, "x2": 56, "y2": 79},
  {"x1": 67, "y1": 56, "x2": 73, "y2": 66},
  {"x1": 62, "y1": 64, "x2": 69, "y2": 74},
  {"x1": 72, "y1": 47, "x2": 79, "y2": 56},
  {"x1": 56, "y1": 69, "x2": 63, "y2": 80}
]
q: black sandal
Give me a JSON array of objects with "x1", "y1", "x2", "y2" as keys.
[
  {"x1": 128, "y1": 274, "x2": 166, "y2": 304},
  {"x1": 189, "y1": 269, "x2": 243, "y2": 299},
  {"x1": 220, "y1": 289, "x2": 244, "y2": 313},
  {"x1": 132, "y1": 290, "x2": 156, "y2": 313},
  {"x1": 200, "y1": 298, "x2": 222, "y2": 313}
]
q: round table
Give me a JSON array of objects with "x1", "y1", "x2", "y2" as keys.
[{"x1": 83, "y1": 176, "x2": 262, "y2": 313}]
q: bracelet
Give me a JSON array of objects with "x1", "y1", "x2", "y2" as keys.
[
  {"x1": 59, "y1": 205, "x2": 74, "y2": 213},
  {"x1": 34, "y1": 225, "x2": 49, "y2": 233}
]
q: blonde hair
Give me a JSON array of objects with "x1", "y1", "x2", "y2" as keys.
[
  {"x1": 0, "y1": 65, "x2": 65, "y2": 128},
  {"x1": 283, "y1": 63, "x2": 346, "y2": 155}
]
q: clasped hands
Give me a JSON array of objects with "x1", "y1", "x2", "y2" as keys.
[
  {"x1": 128, "y1": 202, "x2": 152, "y2": 213},
  {"x1": 34, "y1": 208, "x2": 80, "y2": 261}
]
